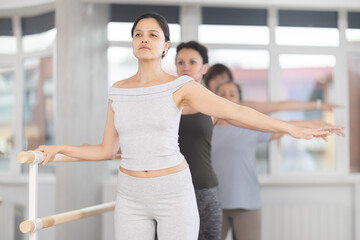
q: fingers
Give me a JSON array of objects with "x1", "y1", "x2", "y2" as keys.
[
  {"x1": 313, "y1": 128, "x2": 330, "y2": 136},
  {"x1": 316, "y1": 126, "x2": 345, "y2": 137},
  {"x1": 34, "y1": 145, "x2": 56, "y2": 166},
  {"x1": 42, "y1": 152, "x2": 51, "y2": 166},
  {"x1": 320, "y1": 126, "x2": 345, "y2": 136}
]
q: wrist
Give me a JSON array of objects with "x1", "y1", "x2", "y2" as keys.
[
  {"x1": 55, "y1": 145, "x2": 63, "y2": 154},
  {"x1": 284, "y1": 122, "x2": 297, "y2": 135}
]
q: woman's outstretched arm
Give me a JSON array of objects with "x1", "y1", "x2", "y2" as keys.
[
  {"x1": 241, "y1": 100, "x2": 342, "y2": 114},
  {"x1": 177, "y1": 82, "x2": 331, "y2": 140},
  {"x1": 270, "y1": 120, "x2": 345, "y2": 140},
  {"x1": 36, "y1": 101, "x2": 120, "y2": 165}
]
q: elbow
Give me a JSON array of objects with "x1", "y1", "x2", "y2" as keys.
[{"x1": 104, "y1": 151, "x2": 118, "y2": 160}]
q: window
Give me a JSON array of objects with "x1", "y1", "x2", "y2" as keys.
[
  {"x1": 348, "y1": 55, "x2": 360, "y2": 172},
  {"x1": 346, "y1": 12, "x2": 360, "y2": 42},
  {"x1": 109, "y1": 4, "x2": 181, "y2": 43},
  {"x1": 199, "y1": 7, "x2": 269, "y2": 45},
  {"x1": 22, "y1": 56, "x2": 55, "y2": 174},
  {"x1": 0, "y1": 67, "x2": 15, "y2": 172},
  {"x1": 201, "y1": 7, "x2": 270, "y2": 174},
  {"x1": 279, "y1": 54, "x2": 336, "y2": 172},
  {"x1": 276, "y1": 10, "x2": 339, "y2": 46},
  {"x1": 0, "y1": 18, "x2": 16, "y2": 54},
  {"x1": 21, "y1": 12, "x2": 56, "y2": 53},
  {"x1": 208, "y1": 49, "x2": 269, "y2": 101},
  {"x1": 208, "y1": 49, "x2": 270, "y2": 173},
  {"x1": 108, "y1": 22, "x2": 180, "y2": 42}
]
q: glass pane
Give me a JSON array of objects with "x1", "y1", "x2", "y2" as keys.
[
  {"x1": 0, "y1": 36, "x2": 16, "y2": 54},
  {"x1": 23, "y1": 56, "x2": 55, "y2": 174},
  {"x1": 276, "y1": 27, "x2": 339, "y2": 46},
  {"x1": 108, "y1": 47, "x2": 138, "y2": 87},
  {"x1": 22, "y1": 29, "x2": 56, "y2": 53},
  {"x1": 0, "y1": 67, "x2": 14, "y2": 172},
  {"x1": 280, "y1": 54, "x2": 336, "y2": 172},
  {"x1": 208, "y1": 49, "x2": 269, "y2": 100},
  {"x1": 208, "y1": 49, "x2": 269, "y2": 173},
  {"x1": 108, "y1": 22, "x2": 181, "y2": 42},
  {"x1": 348, "y1": 55, "x2": 360, "y2": 172},
  {"x1": 346, "y1": 29, "x2": 360, "y2": 42},
  {"x1": 199, "y1": 25, "x2": 269, "y2": 45},
  {"x1": 108, "y1": 47, "x2": 177, "y2": 87}
]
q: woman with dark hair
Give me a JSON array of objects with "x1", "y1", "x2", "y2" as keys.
[
  {"x1": 203, "y1": 63, "x2": 234, "y2": 91},
  {"x1": 175, "y1": 41, "x2": 342, "y2": 240},
  {"x1": 212, "y1": 81, "x2": 344, "y2": 240},
  {"x1": 176, "y1": 41, "x2": 222, "y2": 240},
  {"x1": 35, "y1": 14, "x2": 337, "y2": 240}
]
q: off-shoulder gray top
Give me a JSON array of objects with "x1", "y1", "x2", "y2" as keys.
[{"x1": 108, "y1": 75, "x2": 193, "y2": 171}]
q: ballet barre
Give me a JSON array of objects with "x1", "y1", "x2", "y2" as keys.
[
  {"x1": 18, "y1": 151, "x2": 120, "y2": 240},
  {"x1": 19, "y1": 201, "x2": 115, "y2": 233},
  {"x1": 18, "y1": 151, "x2": 99, "y2": 164}
]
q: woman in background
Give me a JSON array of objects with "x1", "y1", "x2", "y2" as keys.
[
  {"x1": 211, "y1": 81, "x2": 344, "y2": 240},
  {"x1": 175, "y1": 41, "x2": 342, "y2": 240}
]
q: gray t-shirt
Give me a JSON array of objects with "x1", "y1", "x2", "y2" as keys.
[{"x1": 211, "y1": 125, "x2": 271, "y2": 210}]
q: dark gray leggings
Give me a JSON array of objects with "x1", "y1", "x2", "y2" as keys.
[{"x1": 195, "y1": 187, "x2": 222, "y2": 240}]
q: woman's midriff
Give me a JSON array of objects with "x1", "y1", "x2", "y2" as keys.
[{"x1": 119, "y1": 159, "x2": 188, "y2": 178}]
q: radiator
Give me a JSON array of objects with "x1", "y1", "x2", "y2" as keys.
[{"x1": 262, "y1": 204, "x2": 352, "y2": 240}]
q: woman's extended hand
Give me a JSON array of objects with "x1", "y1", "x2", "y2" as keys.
[
  {"x1": 289, "y1": 125, "x2": 344, "y2": 141},
  {"x1": 34, "y1": 145, "x2": 61, "y2": 166},
  {"x1": 289, "y1": 126, "x2": 330, "y2": 140},
  {"x1": 318, "y1": 125, "x2": 345, "y2": 137},
  {"x1": 320, "y1": 102, "x2": 343, "y2": 111}
]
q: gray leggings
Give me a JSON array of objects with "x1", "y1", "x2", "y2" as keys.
[
  {"x1": 195, "y1": 187, "x2": 222, "y2": 240},
  {"x1": 114, "y1": 167, "x2": 200, "y2": 240}
]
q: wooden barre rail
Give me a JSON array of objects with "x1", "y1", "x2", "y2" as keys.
[
  {"x1": 17, "y1": 151, "x2": 121, "y2": 164},
  {"x1": 20, "y1": 201, "x2": 115, "y2": 233}
]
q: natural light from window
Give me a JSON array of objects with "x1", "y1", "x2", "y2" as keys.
[
  {"x1": 22, "y1": 28, "x2": 56, "y2": 53},
  {"x1": 276, "y1": 27, "x2": 339, "y2": 46},
  {"x1": 199, "y1": 25, "x2": 269, "y2": 45},
  {"x1": 108, "y1": 22, "x2": 181, "y2": 42}
]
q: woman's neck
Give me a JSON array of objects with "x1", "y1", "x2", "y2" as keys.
[{"x1": 136, "y1": 60, "x2": 166, "y2": 84}]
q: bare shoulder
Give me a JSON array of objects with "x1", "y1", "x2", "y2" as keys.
[
  {"x1": 180, "y1": 80, "x2": 207, "y2": 93},
  {"x1": 112, "y1": 76, "x2": 136, "y2": 88},
  {"x1": 174, "y1": 80, "x2": 210, "y2": 105}
]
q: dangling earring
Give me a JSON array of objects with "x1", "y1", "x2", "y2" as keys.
[{"x1": 162, "y1": 50, "x2": 166, "y2": 56}]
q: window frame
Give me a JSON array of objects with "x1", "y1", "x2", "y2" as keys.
[{"x1": 0, "y1": 7, "x2": 56, "y2": 178}]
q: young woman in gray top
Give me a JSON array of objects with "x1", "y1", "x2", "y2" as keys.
[
  {"x1": 34, "y1": 13, "x2": 337, "y2": 240},
  {"x1": 211, "y1": 81, "x2": 344, "y2": 240}
]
